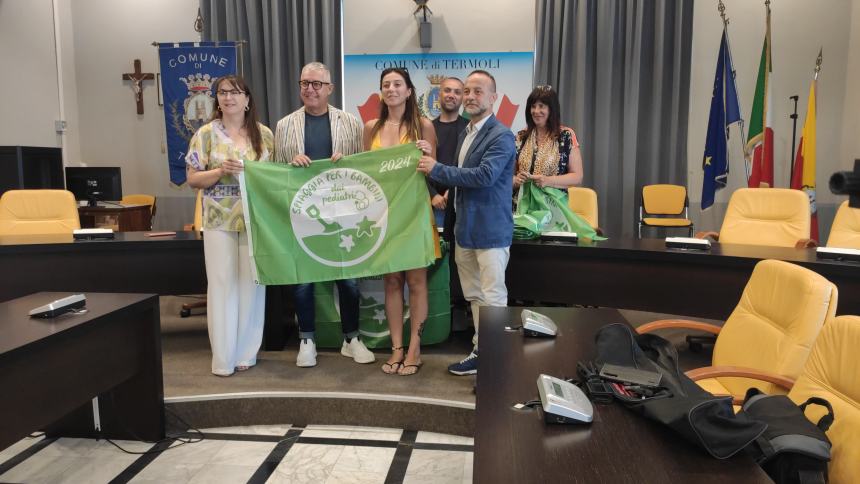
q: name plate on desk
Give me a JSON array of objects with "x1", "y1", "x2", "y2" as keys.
[
  {"x1": 541, "y1": 231, "x2": 578, "y2": 243},
  {"x1": 73, "y1": 228, "x2": 115, "y2": 240},
  {"x1": 816, "y1": 246, "x2": 860, "y2": 262},
  {"x1": 665, "y1": 237, "x2": 710, "y2": 250}
]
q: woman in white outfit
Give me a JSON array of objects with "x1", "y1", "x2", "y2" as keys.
[{"x1": 186, "y1": 75, "x2": 274, "y2": 376}]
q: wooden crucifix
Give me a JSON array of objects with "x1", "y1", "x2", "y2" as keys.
[{"x1": 122, "y1": 59, "x2": 154, "y2": 115}]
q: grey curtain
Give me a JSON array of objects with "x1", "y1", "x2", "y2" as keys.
[
  {"x1": 535, "y1": 0, "x2": 694, "y2": 237},
  {"x1": 201, "y1": 0, "x2": 342, "y2": 127}
]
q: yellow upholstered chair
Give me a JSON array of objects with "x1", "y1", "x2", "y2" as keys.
[
  {"x1": 638, "y1": 184, "x2": 693, "y2": 238},
  {"x1": 0, "y1": 189, "x2": 81, "y2": 235},
  {"x1": 691, "y1": 315, "x2": 860, "y2": 483},
  {"x1": 121, "y1": 194, "x2": 157, "y2": 217},
  {"x1": 638, "y1": 259, "x2": 837, "y2": 401},
  {"x1": 568, "y1": 187, "x2": 599, "y2": 230},
  {"x1": 787, "y1": 315, "x2": 860, "y2": 484},
  {"x1": 704, "y1": 188, "x2": 810, "y2": 247},
  {"x1": 826, "y1": 200, "x2": 860, "y2": 249}
]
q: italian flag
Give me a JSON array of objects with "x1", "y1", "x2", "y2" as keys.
[
  {"x1": 746, "y1": 10, "x2": 774, "y2": 188},
  {"x1": 791, "y1": 78, "x2": 819, "y2": 241}
]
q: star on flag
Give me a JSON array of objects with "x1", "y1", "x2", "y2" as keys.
[{"x1": 339, "y1": 234, "x2": 355, "y2": 252}]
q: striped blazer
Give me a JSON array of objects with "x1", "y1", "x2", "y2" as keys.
[{"x1": 273, "y1": 105, "x2": 364, "y2": 163}]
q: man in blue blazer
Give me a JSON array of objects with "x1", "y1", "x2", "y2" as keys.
[{"x1": 417, "y1": 70, "x2": 516, "y2": 375}]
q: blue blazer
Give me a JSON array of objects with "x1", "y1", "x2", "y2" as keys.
[{"x1": 429, "y1": 114, "x2": 516, "y2": 249}]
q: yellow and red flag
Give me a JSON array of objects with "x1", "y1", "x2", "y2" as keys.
[{"x1": 791, "y1": 73, "x2": 819, "y2": 241}]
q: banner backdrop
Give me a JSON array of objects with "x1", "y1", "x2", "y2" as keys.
[
  {"x1": 343, "y1": 52, "x2": 534, "y2": 132},
  {"x1": 241, "y1": 144, "x2": 436, "y2": 285},
  {"x1": 158, "y1": 42, "x2": 237, "y2": 185}
]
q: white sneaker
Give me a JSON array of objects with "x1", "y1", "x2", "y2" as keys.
[
  {"x1": 296, "y1": 339, "x2": 317, "y2": 367},
  {"x1": 341, "y1": 338, "x2": 376, "y2": 364}
]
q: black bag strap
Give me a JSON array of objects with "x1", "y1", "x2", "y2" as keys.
[
  {"x1": 798, "y1": 397, "x2": 835, "y2": 432},
  {"x1": 798, "y1": 469, "x2": 827, "y2": 484}
]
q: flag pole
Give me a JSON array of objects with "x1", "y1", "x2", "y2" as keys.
[
  {"x1": 789, "y1": 95, "x2": 799, "y2": 185},
  {"x1": 719, "y1": 0, "x2": 748, "y2": 180}
]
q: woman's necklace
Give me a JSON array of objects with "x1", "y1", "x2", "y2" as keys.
[{"x1": 385, "y1": 120, "x2": 402, "y2": 126}]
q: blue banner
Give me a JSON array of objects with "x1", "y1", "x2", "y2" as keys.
[{"x1": 158, "y1": 42, "x2": 237, "y2": 185}]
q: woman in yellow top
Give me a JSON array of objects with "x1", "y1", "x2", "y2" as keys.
[
  {"x1": 186, "y1": 75, "x2": 274, "y2": 376},
  {"x1": 363, "y1": 67, "x2": 438, "y2": 376}
]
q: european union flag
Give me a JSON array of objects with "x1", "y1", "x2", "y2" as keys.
[{"x1": 702, "y1": 30, "x2": 742, "y2": 210}]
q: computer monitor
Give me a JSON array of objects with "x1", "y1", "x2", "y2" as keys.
[{"x1": 65, "y1": 167, "x2": 122, "y2": 206}]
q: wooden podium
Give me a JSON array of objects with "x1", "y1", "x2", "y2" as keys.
[{"x1": 78, "y1": 204, "x2": 152, "y2": 231}]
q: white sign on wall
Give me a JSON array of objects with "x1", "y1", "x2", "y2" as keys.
[{"x1": 343, "y1": 51, "x2": 534, "y2": 133}]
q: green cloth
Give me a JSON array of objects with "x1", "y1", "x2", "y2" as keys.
[
  {"x1": 241, "y1": 144, "x2": 436, "y2": 284},
  {"x1": 513, "y1": 181, "x2": 607, "y2": 240},
  {"x1": 311, "y1": 242, "x2": 452, "y2": 349}
]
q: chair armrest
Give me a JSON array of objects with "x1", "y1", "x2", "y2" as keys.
[
  {"x1": 685, "y1": 365, "x2": 796, "y2": 391},
  {"x1": 695, "y1": 231, "x2": 719, "y2": 241},
  {"x1": 795, "y1": 238, "x2": 818, "y2": 249},
  {"x1": 636, "y1": 319, "x2": 723, "y2": 335}
]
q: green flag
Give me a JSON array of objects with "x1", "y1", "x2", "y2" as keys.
[
  {"x1": 241, "y1": 144, "x2": 436, "y2": 285},
  {"x1": 513, "y1": 181, "x2": 606, "y2": 240}
]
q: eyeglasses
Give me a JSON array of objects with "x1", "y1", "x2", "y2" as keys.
[
  {"x1": 299, "y1": 80, "x2": 331, "y2": 91},
  {"x1": 217, "y1": 89, "x2": 245, "y2": 97},
  {"x1": 535, "y1": 85, "x2": 553, "y2": 92}
]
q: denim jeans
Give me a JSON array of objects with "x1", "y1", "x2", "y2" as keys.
[{"x1": 294, "y1": 279, "x2": 360, "y2": 340}]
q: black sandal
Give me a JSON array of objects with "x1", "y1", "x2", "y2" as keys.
[
  {"x1": 397, "y1": 360, "x2": 423, "y2": 376},
  {"x1": 382, "y1": 346, "x2": 405, "y2": 374}
]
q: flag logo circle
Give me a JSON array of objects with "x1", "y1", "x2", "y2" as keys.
[{"x1": 290, "y1": 168, "x2": 388, "y2": 267}]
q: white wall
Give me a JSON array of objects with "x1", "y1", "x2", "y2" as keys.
[
  {"x1": 840, "y1": 0, "x2": 860, "y2": 171},
  {"x1": 68, "y1": 0, "x2": 200, "y2": 229},
  {"x1": 687, "y1": 0, "x2": 857, "y2": 233},
  {"x1": 0, "y1": 0, "x2": 62, "y2": 147},
  {"x1": 343, "y1": 0, "x2": 535, "y2": 55},
  {"x1": 0, "y1": 0, "x2": 200, "y2": 229}
]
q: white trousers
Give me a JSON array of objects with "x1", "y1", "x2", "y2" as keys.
[
  {"x1": 454, "y1": 243, "x2": 510, "y2": 346},
  {"x1": 204, "y1": 230, "x2": 266, "y2": 375}
]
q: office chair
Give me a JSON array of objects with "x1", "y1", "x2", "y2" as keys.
[
  {"x1": 181, "y1": 190, "x2": 206, "y2": 318},
  {"x1": 698, "y1": 188, "x2": 811, "y2": 248},
  {"x1": 684, "y1": 315, "x2": 859, "y2": 483},
  {"x1": 0, "y1": 189, "x2": 81, "y2": 235},
  {"x1": 121, "y1": 194, "x2": 157, "y2": 216},
  {"x1": 637, "y1": 184, "x2": 693, "y2": 238},
  {"x1": 638, "y1": 259, "x2": 837, "y2": 401},
  {"x1": 826, "y1": 200, "x2": 860, "y2": 249},
  {"x1": 121, "y1": 194, "x2": 156, "y2": 230},
  {"x1": 568, "y1": 187, "x2": 601, "y2": 234}
]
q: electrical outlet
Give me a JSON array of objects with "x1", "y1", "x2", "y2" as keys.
[{"x1": 55, "y1": 120, "x2": 67, "y2": 132}]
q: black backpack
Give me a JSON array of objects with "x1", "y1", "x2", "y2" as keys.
[{"x1": 739, "y1": 388, "x2": 834, "y2": 484}]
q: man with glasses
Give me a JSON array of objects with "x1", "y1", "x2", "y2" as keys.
[{"x1": 274, "y1": 62, "x2": 373, "y2": 368}]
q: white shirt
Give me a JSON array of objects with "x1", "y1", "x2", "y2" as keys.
[
  {"x1": 457, "y1": 115, "x2": 491, "y2": 168},
  {"x1": 454, "y1": 115, "x2": 491, "y2": 213}
]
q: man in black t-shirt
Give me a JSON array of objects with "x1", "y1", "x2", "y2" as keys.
[
  {"x1": 431, "y1": 77, "x2": 468, "y2": 231},
  {"x1": 273, "y1": 62, "x2": 373, "y2": 369}
]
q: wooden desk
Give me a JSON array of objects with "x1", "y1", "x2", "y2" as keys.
[
  {"x1": 78, "y1": 204, "x2": 152, "y2": 231},
  {"x1": 0, "y1": 292, "x2": 164, "y2": 450},
  {"x1": 474, "y1": 306, "x2": 770, "y2": 483},
  {"x1": 508, "y1": 238, "x2": 860, "y2": 320},
  {"x1": 0, "y1": 232, "x2": 205, "y2": 303}
]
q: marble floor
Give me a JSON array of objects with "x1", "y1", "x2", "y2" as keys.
[{"x1": 0, "y1": 425, "x2": 473, "y2": 484}]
